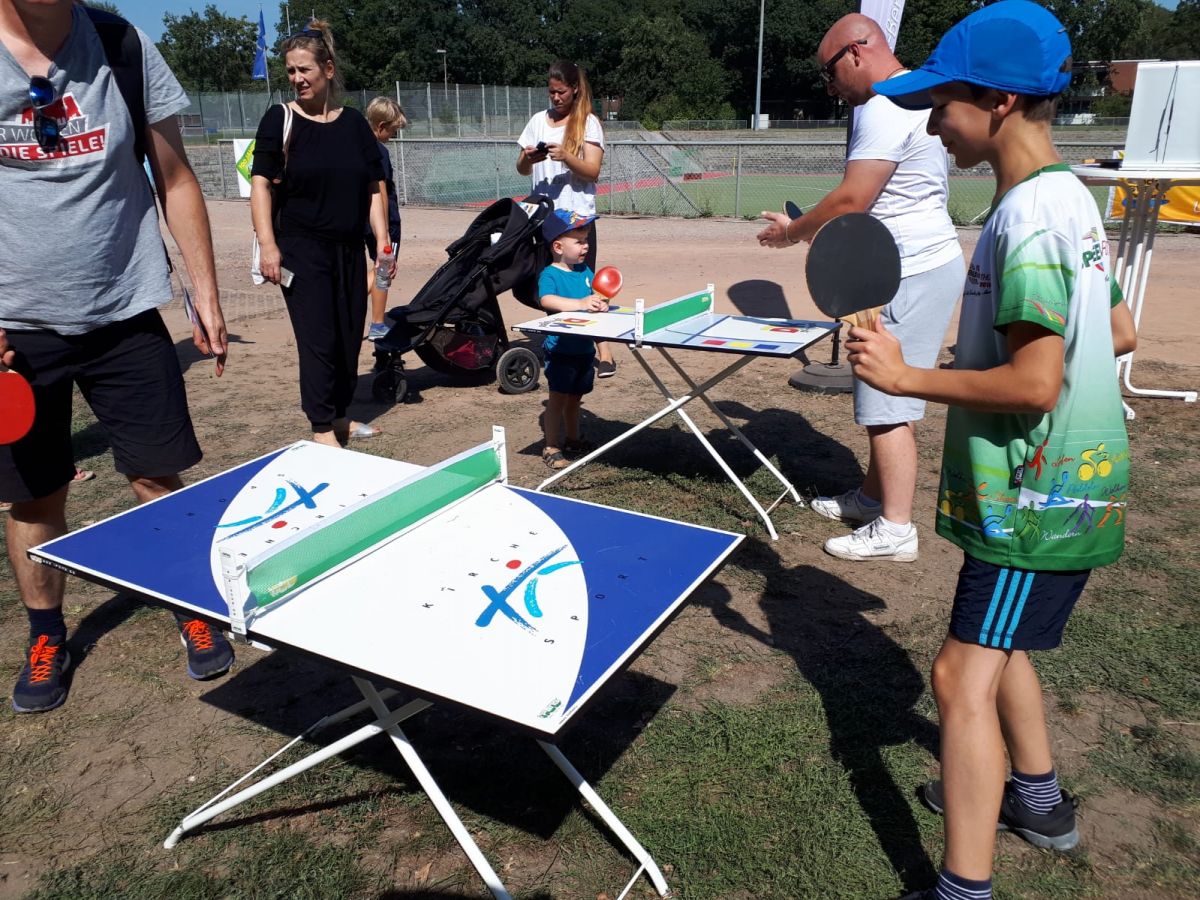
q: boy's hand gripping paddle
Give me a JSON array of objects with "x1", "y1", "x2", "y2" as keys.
[
  {"x1": 804, "y1": 213, "x2": 900, "y2": 330},
  {"x1": 592, "y1": 266, "x2": 623, "y2": 299},
  {"x1": 0, "y1": 369, "x2": 35, "y2": 444}
]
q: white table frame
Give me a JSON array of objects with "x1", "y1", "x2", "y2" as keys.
[
  {"x1": 538, "y1": 344, "x2": 806, "y2": 540},
  {"x1": 1072, "y1": 165, "x2": 1200, "y2": 419},
  {"x1": 164, "y1": 677, "x2": 668, "y2": 900}
]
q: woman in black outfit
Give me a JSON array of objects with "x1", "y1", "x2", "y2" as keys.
[{"x1": 250, "y1": 21, "x2": 391, "y2": 447}]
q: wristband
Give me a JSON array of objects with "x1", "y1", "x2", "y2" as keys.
[{"x1": 785, "y1": 218, "x2": 799, "y2": 245}]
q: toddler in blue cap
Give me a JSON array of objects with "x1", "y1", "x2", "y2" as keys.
[{"x1": 850, "y1": 3, "x2": 1138, "y2": 898}]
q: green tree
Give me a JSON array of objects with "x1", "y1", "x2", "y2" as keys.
[
  {"x1": 158, "y1": 5, "x2": 258, "y2": 92},
  {"x1": 273, "y1": 1, "x2": 466, "y2": 88},
  {"x1": 613, "y1": 12, "x2": 735, "y2": 126},
  {"x1": 1160, "y1": 0, "x2": 1200, "y2": 59}
]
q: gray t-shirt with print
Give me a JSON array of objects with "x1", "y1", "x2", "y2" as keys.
[{"x1": 0, "y1": 6, "x2": 189, "y2": 335}]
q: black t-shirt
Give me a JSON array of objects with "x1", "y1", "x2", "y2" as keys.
[{"x1": 251, "y1": 104, "x2": 385, "y2": 244}]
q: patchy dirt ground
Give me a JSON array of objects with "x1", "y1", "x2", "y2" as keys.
[{"x1": 1, "y1": 200, "x2": 1197, "y2": 898}]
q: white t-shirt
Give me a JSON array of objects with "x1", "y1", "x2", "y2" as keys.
[
  {"x1": 849, "y1": 83, "x2": 960, "y2": 278},
  {"x1": 938, "y1": 165, "x2": 1128, "y2": 570},
  {"x1": 517, "y1": 111, "x2": 604, "y2": 215}
]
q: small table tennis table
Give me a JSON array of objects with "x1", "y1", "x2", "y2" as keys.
[
  {"x1": 515, "y1": 285, "x2": 839, "y2": 540},
  {"x1": 30, "y1": 432, "x2": 742, "y2": 900}
]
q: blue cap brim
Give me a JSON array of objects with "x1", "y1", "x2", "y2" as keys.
[{"x1": 873, "y1": 68, "x2": 954, "y2": 110}]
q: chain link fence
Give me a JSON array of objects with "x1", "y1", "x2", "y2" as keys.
[
  {"x1": 197, "y1": 138, "x2": 1122, "y2": 225},
  {"x1": 179, "y1": 83, "x2": 634, "y2": 140}
]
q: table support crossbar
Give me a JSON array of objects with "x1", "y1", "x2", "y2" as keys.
[
  {"x1": 163, "y1": 681, "x2": 670, "y2": 899},
  {"x1": 537, "y1": 347, "x2": 800, "y2": 539}
]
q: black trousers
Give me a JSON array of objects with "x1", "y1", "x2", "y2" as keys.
[{"x1": 279, "y1": 233, "x2": 367, "y2": 428}]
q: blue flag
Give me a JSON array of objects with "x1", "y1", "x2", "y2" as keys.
[{"x1": 252, "y1": 10, "x2": 268, "y2": 80}]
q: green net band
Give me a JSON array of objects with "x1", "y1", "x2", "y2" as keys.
[
  {"x1": 643, "y1": 291, "x2": 713, "y2": 334},
  {"x1": 246, "y1": 445, "x2": 501, "y2": 607}
]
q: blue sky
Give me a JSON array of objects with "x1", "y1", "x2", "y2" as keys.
[
  {"x1": 117, "y1": 1, "x2": 1181, "y2": 43},
  {"x1": 116, "y1": 2, "x2": 284, "y2": 42}
]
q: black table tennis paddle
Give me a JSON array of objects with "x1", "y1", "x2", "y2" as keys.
[
  {"x1": 785, "y1": 200, "x2": 803, "y2": 220},
  {"x1": 804, "y1": 213, "x2": 900, "y2": 329}
]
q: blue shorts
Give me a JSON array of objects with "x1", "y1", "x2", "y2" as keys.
[
  {"x1": 950, "y1": 555, "x2": 1091, "y2": 651},
  {"x1": 544, "y1": 351, "x2": 595, "y2": 396}
]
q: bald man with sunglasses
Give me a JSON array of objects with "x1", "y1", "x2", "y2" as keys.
[
  {"x1": 0, "y1": 0, "x2": 232, "y2": 713},
  {"x1": 758, "y1": 14, "x2": 963, "y2": 564}
]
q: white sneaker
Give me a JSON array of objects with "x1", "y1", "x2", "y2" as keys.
[
  {"x1": 810, "y1": 488, "x2": 881, "y2": 525},
  {"x1": 824, "y1": 519, "x2": 918, "y2": 562}
]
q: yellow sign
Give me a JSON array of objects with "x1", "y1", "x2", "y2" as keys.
[{"x1": 1106, "y1": 151, "x2": 1200, "y2": 223}]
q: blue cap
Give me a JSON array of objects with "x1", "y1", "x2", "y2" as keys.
[
  {"x1": 542, "y1": 208, "x2": 598, "y2": 241},
  {"x1": 874, "y1": 1, "x2": 1072, "y2": 110}
]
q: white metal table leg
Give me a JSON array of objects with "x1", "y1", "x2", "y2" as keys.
[
  {"x1": 657, "y1": 347, "x2": 802, "y2": 505},
  {"x1": 354, "y1": 679, "x2": 512, "y2": 899},
  {"x1": 538, "y1": 347, "x2": 797, "y2": 538},
  {"x1": 1115, "y1": 182, "x2": 1198, "y2": 407},
  {"x1": 538, "y1": 741, "x2": 669, "y2": 897},
  {"x1": 163, "y1": 692, "x2": 430, "y2": 849}
]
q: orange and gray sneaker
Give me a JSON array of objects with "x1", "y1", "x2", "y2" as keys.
[
  {"x1": 12, "y1": 633, "x2": 71, "y2": 713},
  {"x1": 177, "y1": 618, "x2": 234, "y2": 680}
]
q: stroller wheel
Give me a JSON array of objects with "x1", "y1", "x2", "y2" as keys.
[
  {"x1": 372, "y1": 368, "x2": 408, "y2": 404},
  {"x1": 497, "y1": 347, "x2": 541, "y2": 395}
]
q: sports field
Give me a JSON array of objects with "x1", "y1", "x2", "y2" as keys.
[{"x1": 407, "y1": 144, "x2": 1112, "y2": 224}]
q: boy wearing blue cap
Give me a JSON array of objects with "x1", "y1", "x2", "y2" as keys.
[
  {"x1": 537, "y1": 209, "x2": 607, "y2": 469},
  {"x1": 851, "y1": 3, "x2": 1137, "y2": 897}
]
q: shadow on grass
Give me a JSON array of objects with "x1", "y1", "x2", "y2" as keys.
[
  {"x1": 377, "y1": 892, "x2": 552, "y2": 900},
  {"x1": 699, "y1": 538, "x2": 942, "y2": 891},
  {"x1": 197, "y1": 652, "x2": 674, "y2": 842},
  {"x1": 516, "y1": 397, "x2": 862, "y2": 495},
  {"x1": 67, "y1": 592, "x2": 145, "y2": 666}
]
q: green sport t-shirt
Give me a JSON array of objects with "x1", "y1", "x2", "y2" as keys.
[{"x1": 936, "y1": 165, "x2": 1129, "y2": 571}]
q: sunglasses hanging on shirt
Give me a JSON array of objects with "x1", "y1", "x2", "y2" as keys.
[{"x1": 28, "y1": 76, "x2": 62, "y2": 152}]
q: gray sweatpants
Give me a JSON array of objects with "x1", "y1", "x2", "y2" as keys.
[{"x1": 853, "y1": 255, "x2": 965, "y2": 426}]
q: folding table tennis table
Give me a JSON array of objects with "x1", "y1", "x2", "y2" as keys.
[
  {"x1": 30, "y1": 431, "x2": 742, "y2": 900},
  {"x1": 1072, "y1": 164, "x2": 1200, "y2": 419},
  {"x1": 514, "y1": 285, "x2": 839, "y2": 540}
]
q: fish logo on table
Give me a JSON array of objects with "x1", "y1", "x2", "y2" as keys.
[
  {"x1": 476, "y1": 546, "x2": 581, "y2": 637},
  {"x1": 216, "y1": 479, "x2": 330, "y2": 539}
]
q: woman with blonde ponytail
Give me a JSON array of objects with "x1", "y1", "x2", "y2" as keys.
[
  {"x1": 250, "y1": 20, "x2": 391, "y2": 446},
  {"x1": 517, "y1": 60, "x2": 617, "y2": 376}
]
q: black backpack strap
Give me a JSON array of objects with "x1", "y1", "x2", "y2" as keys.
[{"x1": 84, "y1": 7, "x2": 146, "y2": 166}]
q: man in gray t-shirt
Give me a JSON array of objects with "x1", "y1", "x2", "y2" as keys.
[{"x1": 1, "y1": 0, "x2": 232, "y2": 713}]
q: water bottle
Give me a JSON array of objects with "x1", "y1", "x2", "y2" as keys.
[{"x1": 374, "y1": 245, "x2": 395, "y2": 290}]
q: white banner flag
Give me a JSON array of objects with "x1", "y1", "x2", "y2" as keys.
[{"x1": 859, "y1": 0, "x2": 905, "y2": 50}]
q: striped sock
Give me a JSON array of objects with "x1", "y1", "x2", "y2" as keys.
[
  {"x1": 935, "y1": 868, "x2": 992, "y2": 900},
  {"x1": 1010, "y1": 768, "x2": 1062, "y2": 815}
]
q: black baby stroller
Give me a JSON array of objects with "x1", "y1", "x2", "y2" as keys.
[{"x1": 370, "y1": 194, "x2": 554, "y2": 404}]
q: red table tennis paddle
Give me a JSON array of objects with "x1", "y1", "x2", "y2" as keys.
[
  {"x1": 0, "y1": 369, "x2": 35, "y2": 444},
  {"x1": 593, "y1": 266, "x2": 623, "y2": 299},
  {"x1": 804, "y1": 213, "x2": 900, "y2": 329}
]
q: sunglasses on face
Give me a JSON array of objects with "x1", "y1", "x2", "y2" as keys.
[
  {"x1": 28, "y1": 76, "x2": 62, "y2": 152},
  {"x1": 820, "y1": 38, "x2": 868, "y2": 85}
]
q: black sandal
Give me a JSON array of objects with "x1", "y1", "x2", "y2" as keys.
[{"x1": 542, "y1": 449, "x2": 569, "y2": 470}]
